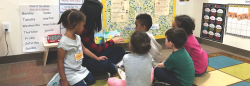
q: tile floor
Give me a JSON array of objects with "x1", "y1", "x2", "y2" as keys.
[{"x1": 0, "y1": 44, "x2": 249, "y2": 86}]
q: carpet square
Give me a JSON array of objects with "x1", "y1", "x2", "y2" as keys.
[
  {"x1": 206, "y1": 66, "x2": 216, "y2": 72},
  {"x1": 194, "y1": 70, "x2": 242, "y2": 86},
  {"x1": 230, "y1": 81, "x2": 250, "y2": 86},
  {"x1": 219, "y1": 63, "x2": 250, "y2": 80},
  {"x1": 246, "y1": 79, "x2": 250, "y2": 83},
  {"x1": 208, "y1": 55, "x2": 243, "y2": 69}
]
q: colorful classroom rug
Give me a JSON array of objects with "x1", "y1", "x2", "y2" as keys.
[{"x1": 194, "y1": 52, "x2": 250, "y2": 86}]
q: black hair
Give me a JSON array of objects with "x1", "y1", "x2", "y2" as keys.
[
  {"x1": 58, "y1": 9, "x2": 86, "y2": 29},
  {"x1": 136, "y1": 14, "x2": 152, "y2": 31},
  {"x1": 165, "y1": 28, "x2": 187, "y2": 49},
  {"x1": 80, "y1": 0, "x2": 103, "y2": 33},
  {"x1": 175, "y1": 15, "x2": 195, "y2": 35},
  {"x1": 130, "y1": 31, "x2": 151, "y2": 55}
]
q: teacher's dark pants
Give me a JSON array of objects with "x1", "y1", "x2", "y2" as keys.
[{"x1": 82, "y1": 47, "x2": 125, "y2": 75}]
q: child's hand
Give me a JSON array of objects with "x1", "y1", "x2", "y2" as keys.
[
  {"x1": 96, "y1": 56, "x2": 108, "y2": 61},
  {"x1": 156, "y1": 63, "x2": 165, "y2": 68},
  {"x1": 62, "y1": 80, "x2": 69, "y2": 86}
]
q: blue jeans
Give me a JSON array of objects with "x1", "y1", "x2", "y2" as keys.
[
  {"x1": 82, "y1": 47, "x2": 125, "y2": 74},
  {"x1": 154, "y1": 67, "x2": 183, "y2": 86},
  {"x1": 73, "y1": 72, "x2": 95, "y2": 86}
]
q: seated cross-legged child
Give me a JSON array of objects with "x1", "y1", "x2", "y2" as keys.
[
  {"x1": 135, "y1": 14, "x2": 162, "y2": 67},
  {"x1": 108, "y1": 31, "x2": 154, "y2": 86},
  {"x1": 57, "y1": 9, "x2": 107, "y2": 86},
  {"x1": 154, "y1": 28, "x2": 195, "y2": 86},
  {"x1": 173, "y1": 15, "x2": 208, "y2": 76}
]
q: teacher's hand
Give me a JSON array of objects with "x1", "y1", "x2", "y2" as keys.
[{"x1": 113, "y1": 37, "x2": 124, "y2": 44}]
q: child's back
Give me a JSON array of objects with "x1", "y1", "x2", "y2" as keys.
[
  {"x1": 123, "y1": 53, "x2": 152, "y2": 86},
  {"x1": 163, "y1": 48, "x2": 194, "y2": 86},
  {"x1": 184, "y1": 34, "x2": 208, "y2": 74},
  {"x1": 146, "y1": 32, "x2": 162, "y2": 67},
  {"x1": 154, "y1": 28, "x2": 194, "y2": 86},
  {"x1": 135, "y1": 14, "x2": 162, "y2": 67}
]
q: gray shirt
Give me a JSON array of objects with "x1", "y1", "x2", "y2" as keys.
[
  {"x1": 124, "y1": 53, "x2": 152, "y2": 86},
  {"x1": 58, "y1": 34, "x2": 89, "y2": 85}
]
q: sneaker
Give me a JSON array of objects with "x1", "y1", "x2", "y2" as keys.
[
  {"x1": 47, "y1": 73, "x2": 61, "y2": 86},
  {"x1": 93, "y1": 72, "x2": 110, "y2": 80},
  {"x1": 154, "y1": 82, "x2": 171, "y2": 86}
]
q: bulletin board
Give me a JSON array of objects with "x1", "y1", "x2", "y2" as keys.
[
  {"x1": 101, "y1": 0, "x2": 176, "y2": 43},
  {"x1": 225, "y1": 4, "x2": 250, "y2": 38},
  {"x1": 200, "y1": 3, "x2": 227, "y2": 43}
]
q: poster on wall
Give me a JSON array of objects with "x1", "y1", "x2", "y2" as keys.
[
  {"x1": 200, "y1": 3, "x2": 227, "y2": 43},
  {"x1": 225, "y1": 4, "x2": 250, "y2": 38},
  {"x1": 59, "y1": 0, "x2": 83, "y2": 35},
  {"x1": 155, "y1": 0, "x2": 170, "y2": 15},
  {"x1": 111, "y1": 0, "x2": 129, "y2": 22},
  {"x1": 20, "y1": 5, "x2": 60, "y2": 52},
  {"x1": 179, "y1": 0, "x2": 189, "y2": 5}
]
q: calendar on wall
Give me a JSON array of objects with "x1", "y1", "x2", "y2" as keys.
[{"x1": 225, "y1": 4, "x2": 250, "y2": 38}]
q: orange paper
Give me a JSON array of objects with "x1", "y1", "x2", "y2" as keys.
[
  {"x1": 227, "y1": 12, "x2": 233, "y2": 17},
  {"x1": 237, "y1": 14, "x2": 243, "y2": 20},
  {"x1": 232, "y1": 13, "x2": 237, "y2": 18},
  {"x1": 75, "y1": 52, "x2": 83, "y2": 61},
  {"x1": 243, "y1": 13, "x2": 249, "y2": 19}
]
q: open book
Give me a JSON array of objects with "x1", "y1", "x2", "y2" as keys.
[{"x1": 94, "y1": 29, "x2": 121, "y2": 44}]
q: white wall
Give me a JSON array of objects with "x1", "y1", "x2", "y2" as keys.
[
  {"x1": 177, "y1": 0, "x2": 250, "y2": 51},
  {"x1": 1, "y1": 0, "x2": 249, "y2": 56},
  {"x1": 0, "y1": 0, "x2": 58, "y2": 56}
]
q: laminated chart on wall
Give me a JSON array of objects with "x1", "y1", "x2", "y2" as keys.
[
  {"x1": 101, "y1": 0, "x2": 176, "y2": 43},
  {"x1": 200, "y1": 3, "x2": 227, "y2": 43},
  {"x1": 59, "y1": 0, "x2": 84, "y2": 35},
  {"x1": 19, "y1": 5, "x2": 60, "y2": 52},
  {"x1": 225, "y1": 4, "x2": 250, "y2": 38}
]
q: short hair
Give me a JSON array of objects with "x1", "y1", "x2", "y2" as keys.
[
  {"x1": 80, "y1": 0, "x2": 103, "y2": 33},
  {"x1": 165, "y1": 28, "x2": 187, "y2": 49},
  {"x1": 175, "y1": 15, "x2": 195, "y2": 35},
  {"x1": 58, "y1": 9, "x2": 86, "y2": 29},
  {"x1": 136, "y1": 14, "x2": 152, "y2": 31},
  {"x1": 130, "y1": 31, "x2": 151, "y2": 55}
]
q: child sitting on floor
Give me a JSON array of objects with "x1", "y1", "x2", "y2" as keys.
[
  {"x1": 172, "y1": 15, "x2": 208, "y2": 76},
  {"x1": 154, "y1": 28, "x2": 195, "y2": 86},
  {"x1": 135, "y1": 13, "x2": 162, "y2": 67},
  {"x1": 57, "y1": 9, "x2": 107, "y2": 86},
  {"x1": 108, "y1": 31, "x2": 154, "y2": 86}
]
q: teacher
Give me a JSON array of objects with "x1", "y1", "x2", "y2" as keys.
[{"x1": 80, "y1": 0, "x2": 125, "y2": 77}]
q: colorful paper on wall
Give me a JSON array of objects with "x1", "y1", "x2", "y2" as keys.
[
  {"x1": 155, "y1": 0, "x2": 170, "y2": 15},
  {"x1": 111, "y1": 0, "x2": 129, "y2": 22}
]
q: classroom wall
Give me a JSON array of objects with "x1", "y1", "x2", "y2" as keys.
[
  {"x1": 1, "y1": 0, "x2": 249, "y2": 57},
  {"x1": 176, "y1": 0, "x2": 250, "y2": 51},
  {"x1": 0, "y1": 0, "x2": 59, "y2": 57}
]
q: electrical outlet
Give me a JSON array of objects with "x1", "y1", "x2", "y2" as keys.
[{"x1": 2, "y1": 22, "x2": 11, "y2": 33}]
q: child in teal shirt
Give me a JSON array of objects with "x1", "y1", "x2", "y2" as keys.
[{"x1": 154, "y1": 28, "x2": 195, "y2": 86}]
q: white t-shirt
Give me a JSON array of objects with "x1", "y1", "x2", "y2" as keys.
[
  {"x1": 146, "y1": 32, "x2": 162, "y2": 67},
  {"x1": 58, "y1": 34, "x2": 89, "y2": 85}
]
